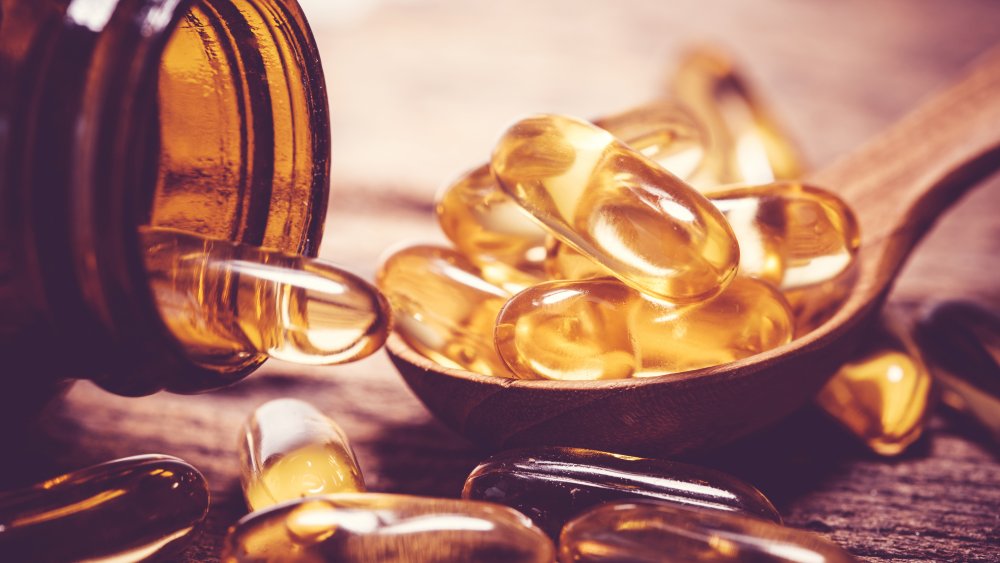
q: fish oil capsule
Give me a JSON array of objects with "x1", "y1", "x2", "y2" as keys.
[
  {"x1": 593, "y1": 101, "x2": 708, "y2": 180},
  {"x1": 436, "y1": 164, "x2": 549, "y2": 292},
  {"x1": 462, "y1": 446, "x2": 780, "y2": 538},
  {"x1": 707, "y1": 182, "x2": 859, "y2": 289},
  {"x1": 496, "y1": 279, "x2": 637, "y2": 380},
  {"x1": 0, "y1": 455, "x2": 209, "y2": 562},
  {"x1": 491, "y1": 114, "x2": 739, "y2": 303},
  {"x1": 222, "y1": 493, "x2": 555, "y2": 562},
  {"x1": 916, "y1": 302, "x2": 1000, "y2": 443},
  {"x1": 376, "y1": 244, "x2": 515, "y2": 377},
  {"x1": 815, "y1": 316, "x2": 931, "y2": 456},
  {"x1": 546, "y1": 182, "x2": 859, "y2": 295},
  {"x1": 239, "y1": 399, "x2": 365, "y2": 511},
  {"x1": 142, "y1": 227, "x2": 391, "y2": 367},
  {"x1": 436, "y1": 103, "x2": 707, "y2": 291},
  {"x1": 495, "y1": 277, "x2": 793, "y2": 380},
  {"x1": 672, "y1": 47, "x2": 805, "y2": 188},
  {"x1": 559, "y1": 500, "x2": 856, "y2": 563}
]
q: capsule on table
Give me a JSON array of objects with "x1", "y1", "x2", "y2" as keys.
[
  {"x1": 492, "y1": 114, "x2": 739, "y2": 303},
  {"x1": 376, "y1": 244, "x2": 515, "y2": 377},
  {"x1": 559, "y1": 500, "x2": 856, "y2": 563},
  {"x1": 436, "y1": 103, "x2": 707, "y2": 291},
  {"x1": 916, "y1": 301, "x2": 1000, "y2": 443},
  {"x1": 495, "y1": 277, "x2": 793, "y2": 380},
  {"x1": 816, "y1": 315, "x2": 931, "y2": 456},
  {"x1": 239, "y1": 399, "x2": 365, "y2": 511},
  {"x1": 0, "y1": 455, "x2": 209, "y2": 562},
  {"x1": 462, "y1": 446, "x2": 780, "y2": 538},
  {"x1": 672, "y1": 46, "x2": 805, "y2": 189},
  {"x1": 143, "y1": 226, "x2": 391, "y2": 367},
  {"x1": 222, "y1": 493, "x2": 555, "y2": 563}
]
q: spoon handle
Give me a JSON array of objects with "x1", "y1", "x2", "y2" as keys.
[{"x1": 812, "y1": 45, "x2": 1000, "y2": 290}]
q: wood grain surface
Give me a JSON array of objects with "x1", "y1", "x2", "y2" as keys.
[{"x1": 8, "y1": 1, "x2": 1000, "y2": 561}]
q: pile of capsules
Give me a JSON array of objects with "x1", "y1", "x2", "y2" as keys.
[
  {"x1": 1, "y1": 306, "x2": 997, "y2": 560},
  {"x1": 376, "y1": 48, "x2": 958, "y2": 460},
  {"x1": 377, "y1": 48, "x2": 860, "y2": 382}
]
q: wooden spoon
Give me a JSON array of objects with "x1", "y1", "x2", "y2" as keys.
[{"x1": 387, "y1": 47, "x2": 1000, "y2": 455}]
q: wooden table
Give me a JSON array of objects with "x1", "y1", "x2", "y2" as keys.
[{"x1": 12, "y1": 1, "x2": 1000, "y2": 560}]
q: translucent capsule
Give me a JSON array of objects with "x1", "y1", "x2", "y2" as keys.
[
  {"x1": 546, "y1": 182, "x2": 859, "y2": 297},
  {"x1": 672, "y1": 47, "x2": 805, "y2": 189},
  {"x1": 376, "y1": 244, "x2": 515, "y2": 377},
  {"x1": 593, "y1": 101, "x2": 708, "y2": 180},
  {"x1": 916, "y1": 301, "x2": 1000, "y2": 443},
  {"x1": 492, "y1": 114, "x2": 739, "y2": 303},
  {"x1": 0, "y1": 455, "x2": 209, "y2": 562},
  {"x1": 221, "y1": 493, "x2": 555, "y2": 563},
  {"x1": 142, "y1": 226, "x2": 391, "y2": 367},
  {"x1": 559, "y1": 500, "x2": 856, "y2": 563},
  {"x1": 435, "y1": 164, "x2": 549, "y2": 292},
  {"x1": 239, "y1": 398, "x2": 366, "y2": 512},
  {"x1": 436, "y1": 103, "x2": 707, "y2": 291},
  {"x1": 462, "y1": 447, "x2": 780, "y2": 538},
  {"x1": 815, "y1": 316, "x2": 931, "y2": 456},
  {"x1": 496, "y1": 277, "x2": 793, "y2": 380},
  {"x1": 708, "y1": 182, "x2": 859, "y2": 289}
]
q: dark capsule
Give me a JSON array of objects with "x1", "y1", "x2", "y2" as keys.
[
  {"x1": 462, "y1": 446, "x2": 780, "y2": 538},
  {"x1": 559, "y1": 500, "x2": 856, "y2": 563},
  {"x1": 0, "y1": 454, "x2": 209, "y2": 562},
  {"x1": 916, "y1": 301, "x2": 1000, "y2": 442}
]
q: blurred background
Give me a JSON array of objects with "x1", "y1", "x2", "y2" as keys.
[{"x1": 297, "y1": 0, "x2": 1000, "y2": 293}]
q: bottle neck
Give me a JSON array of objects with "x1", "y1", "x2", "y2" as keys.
[{"x1": 0, "y1": 0, "x2": 330, "y2": 396}]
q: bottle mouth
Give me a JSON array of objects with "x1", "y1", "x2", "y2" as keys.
[
  {"x1": 145, "y1": 0, "x2": 329, "y2": 254},
  {"x1": 134, "y1": 0, "x2": 330, "y2": 385},
  {"x1": 72, "y1": 0, "x2": 329, "y2": 395}
]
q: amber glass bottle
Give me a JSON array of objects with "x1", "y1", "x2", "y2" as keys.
[{"x1": 0, "y1": 0, "x2": 330, "y2": 420}]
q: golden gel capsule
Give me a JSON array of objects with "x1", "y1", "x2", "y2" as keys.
[
  {"x1": 222, "y1": 493, "x2": 555, "y2": 562},
  {"x1": 0, "y1": 455, "x2": 209, "y2": 562},
  {"x1": 917, "y1": 301, "x2": 1000, "y2": 443},
  {"x1": 436, "y1": 103, "x2": 707, "y2": 292},
  {"x1": 435, "y1": 164, "x2": 549, "y2": 292},
  {"x1": 546, "y1": 182, "x2": 859, "y2": 295},
  {"x1": 559, "y1": 500, "x2": 856, "y2": 563},
  {"x1": 672, "y1": 47, "x2": 805, "y2": 188},
  {"x1": 240, "y1": 399, "x2": 366, "y2": 511},
  {"x1": 593, "y1": 101, "x2": 708, "y2": 181},
  {"x1": 708, "y1": 182, "x2": 860, "y2": 289},
  {"x1": 816, "y1": 317, "x2": 931, "y2": 456},
  {"x1": 376, "y1": 245, "x2": 515, "y2": 377},
  {"x1": 492, "y1": 114, "x2": 739, "y2": 303},
  {"x1": 496, "y1": 277, "x2": 793, "y2": 381},
  {"x1": 143, "y1": 227, "x2": 391, "y2": 367}
]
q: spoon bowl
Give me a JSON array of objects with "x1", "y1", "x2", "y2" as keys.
[{"x1": 388, "y1": 48, "x2": 1000, "y2": 455}]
